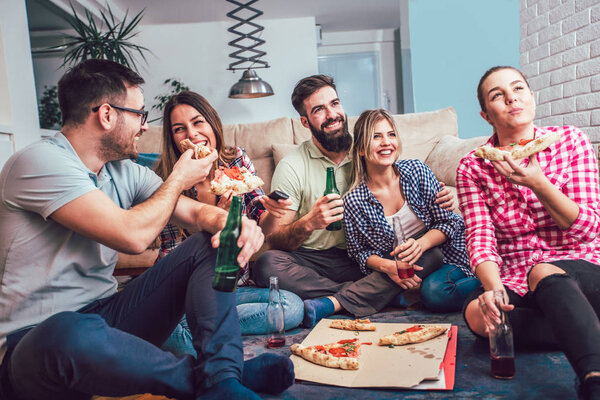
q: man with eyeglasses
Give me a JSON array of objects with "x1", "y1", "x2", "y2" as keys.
[{"x1": 0, "y1": 59, "x2": 293, "y2": 399}]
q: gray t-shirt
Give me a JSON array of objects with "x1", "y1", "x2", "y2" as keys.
[
  {"x1": 271, "y1": 139, "x2": 352, "y2": 250},
  {"x1": 0, "y1": 132, "x2": 162, "y2": 352}
]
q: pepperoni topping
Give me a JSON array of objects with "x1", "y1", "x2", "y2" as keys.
[
  {"x1": 518, "y1": 138, "x2": 535, "y2": 146},
  {"x1": 328, "y1": 348, "x2": 350, "y2": 357},
  {"x1": 405, "y1": 326, "x2": 423, "y2": 333},
  {"x1": 222, "y1": 166, "x2": 244, "y2": 180}
]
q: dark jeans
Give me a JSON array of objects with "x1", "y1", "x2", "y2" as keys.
[
  {"x1": 252, "y1": 246, "x2": 443, "y2": 317},
  {"x1": 0, "y1": 232, "x2": 242, "y2": 400},
  {"x1": 462, "y1": 259, "x2": 600, "y2": 380}
]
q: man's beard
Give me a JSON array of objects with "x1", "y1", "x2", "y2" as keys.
[
  {"x1": 100, "y1": 116, "x2": 139, "y2": 161},
  {"x1": 308, "y1": 115, "x2": 352, "y2": 153}
]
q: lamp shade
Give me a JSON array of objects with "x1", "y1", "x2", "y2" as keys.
[{"x1": 228, "y1": 69, "x2": 274, "y2": 99}]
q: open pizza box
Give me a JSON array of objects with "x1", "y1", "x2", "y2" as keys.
[{"x1": 290, "y1": 319, "x2": 457, "y2": 390}]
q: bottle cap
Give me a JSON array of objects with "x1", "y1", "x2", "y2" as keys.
[{"x1": 269, "y1": 276, "x2": 278, "y2": 285}]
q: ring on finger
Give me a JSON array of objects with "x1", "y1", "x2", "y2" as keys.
[{"x1": 508, "y1": 171, "x2": 514, "y2": 179}]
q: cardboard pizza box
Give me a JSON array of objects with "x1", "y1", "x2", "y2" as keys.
[{"x1": 290, "y1": 319, "x2": 456, "y2": 390}]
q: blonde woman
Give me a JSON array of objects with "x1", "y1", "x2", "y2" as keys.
[{"x1": 343, "y1": 109, "x2": 480, "y2": 312}]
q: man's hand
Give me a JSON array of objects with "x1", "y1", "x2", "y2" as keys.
[
  {"x1": 171, "y1": 149, "x2": 218, "y2": 190},
  {"x1": 259, "y1": 195, "x2": 293, "y2": 218},
  {"x1": 304, "y1": 194, "x2": 344, "y2": 231},
  {"x1": 435, "y1": 182, "x2": 455, "y2": 211},
  {"x1": 211, "y1": 216, "x2": 264, "y2": 267}
]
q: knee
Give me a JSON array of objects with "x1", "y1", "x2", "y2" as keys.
[
  {"x1": 185, "y1": 232, "x2": 215, "y2": 259},
  {"x1": 464, "y1": 300, "x2": 488, "y2": 338},
  {"x1": 251, "y1": 250, "x2": 286, "y2": 285},
  {"x1": 24, "y1": 312, "x2": 114, "y2": 363},
  {"x1": 420, "y1": 270, "x2": 455, "y2": 312},
  {"x1": 528, "y1": 263, "x2": 566, "y2": 292}
]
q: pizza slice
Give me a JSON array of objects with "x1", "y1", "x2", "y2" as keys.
[
  {"x1": 180, "y1": 138, "x2": 213, "y2": 159},
  {"x1": 290, "y1": 338, "x2": 365, "y2": 370},
  {"x1": 210, "y1": 166, "x2": 264, "y2": 195},
  {"x1": 474, "y1": 130, "x2": 560, "y2": 161},
  {"x1": 329, "y1": 318, "x2": 376, "y2": 331},
  {"x1": 378, "y1": 324, "x2": 447, "y2": 346}
]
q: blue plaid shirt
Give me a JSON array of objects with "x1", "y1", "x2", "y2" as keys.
[{"x1": 343, "y1": 159, "x2": 472, "y2": 276}]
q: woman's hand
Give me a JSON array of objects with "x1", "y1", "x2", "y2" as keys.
[
  {"x1": 477, "y1": 289, "x2": 514, "y2": 333},
  {"x1": 259, "y1": 195, "x2": 292, "y2": 218},
  {"x1": 216, "y1": 189, "x2": 236, "y2": 211},
  {"x1": 492, "y1": 154, "x2": 547, "y2": 190},
  {"x1": 391, "y1": 238, "x2": 424, "y2": 265},
  {"x1": 382, "y1": 259, "x2": 424, "y2": 289}
]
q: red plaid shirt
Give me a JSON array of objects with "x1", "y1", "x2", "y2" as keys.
[{"x1": 457, "y1": 126, "x2": 600, "y2": 296}]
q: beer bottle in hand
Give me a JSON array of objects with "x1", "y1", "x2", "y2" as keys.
[
  {"x1": 324, "y1": 167, "x2": 342, "y2": 231},
  {"x1": 212, "y1": 195, "x2": 242, "y2": 292}
]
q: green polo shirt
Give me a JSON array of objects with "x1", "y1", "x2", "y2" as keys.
[{"x1": 271, "y1": 139, "x2": 352, "y2": 250}]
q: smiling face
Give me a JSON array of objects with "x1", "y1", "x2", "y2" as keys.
[
  {"x1": 99, "y1": 85, "x2": 147, "y2": 161},
  {"x1": 364, "y1": 118, "x2": 400, "y2": 168},
  {"x1": 479, "y1": 68, "x2": 536, "y2": 135},
  {"x1": 170, "y1": 104, "x2": 218, "y2": 153},
  {"x1": 301, "y1": 86, "x2": 352, "y2": 153}
]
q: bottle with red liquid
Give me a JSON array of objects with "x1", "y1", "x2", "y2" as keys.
[
  {"x1": 392, "y1": 217, "x2": 414, "y2": 279},
  {"x1": 489, "y1": 289, "x2": 515, "y2": 379},
  {"x1": 266, "y1": 276, "x2": 286, "y2": 348}
]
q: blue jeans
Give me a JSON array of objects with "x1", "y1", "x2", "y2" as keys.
[
  {"x1": 162, "y1": 287, "x2": 304, "y2": 358},
  {"x1": 420, "y1": 263, "x2": 481, "y2": 312},
  {"x1": 0, "y1": 232, "x2": 240, "y2": 400}
]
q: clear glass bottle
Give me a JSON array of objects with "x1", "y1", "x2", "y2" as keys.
[
  {"x1": 324, "y1": 166, "x2": 342, "y2": 231},
  {"x1": 266, "y1": 276, "x2": 285, "y2": 348},
  {"x1": 489, "y1": 289, "x2": 515, "y2": 379},
  {"x1": 212, "y1": 196, "x2": 242, "y2": 292}
]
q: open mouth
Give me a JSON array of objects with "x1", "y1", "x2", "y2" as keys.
[
  {"x1": 193, "y1": 139, "x2": 209, "y2": 147},
  {"x1": 322, "y1": 117, "x2": 344, "y2": 131},
  {"x1": 377, "y1": 149, "x2": 394, "y2": 156}
]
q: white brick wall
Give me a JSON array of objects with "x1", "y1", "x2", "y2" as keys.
[{"x1": 520, "y1": 0, "x2": 600, "y2": 146}]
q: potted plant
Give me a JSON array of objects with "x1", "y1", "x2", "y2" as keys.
[
  {"x1": 59, "y1": 3, "x2": 150, "y2": 71},
  {"x1": 38, "y1": 85, "x2": 62, "y2": 130}
]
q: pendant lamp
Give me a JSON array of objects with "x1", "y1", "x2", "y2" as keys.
[{"x1": 226, "y1": 0, "x2": 274, "y2": 98}]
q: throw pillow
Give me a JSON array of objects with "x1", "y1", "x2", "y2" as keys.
[{"x1": 425, "y1": 135, "x2": 488, "y2": 186}]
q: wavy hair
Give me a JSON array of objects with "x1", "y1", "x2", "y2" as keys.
[{"x1": 348, "y1": 109, "x2": 402, "y2": 193}]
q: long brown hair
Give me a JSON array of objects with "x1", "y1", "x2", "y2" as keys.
[
  {"x1": 154, "y1": 91, "x2": 236, "y2": 197},
  {"x1": 348, "y1": 109, "x2": 402, "y2": 192}
]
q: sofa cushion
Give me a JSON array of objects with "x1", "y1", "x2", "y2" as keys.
[
  {"x1": 272, "y1": 143, "x2": 300, "y2": 166},
  {"x1": 226, "y1": 117, "x2": 294, "y2": 159},
  {"x1": 425, "y1": 135, "x2": 488, "y2": 186}
]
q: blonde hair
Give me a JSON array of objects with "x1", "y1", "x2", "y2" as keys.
[{"x1": 348, "y1": 109, "x2": 402, "y2": 192}]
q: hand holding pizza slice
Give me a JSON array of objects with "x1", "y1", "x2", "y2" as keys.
[{"x1": 180, "y1": 138, "x2": 213, "y2": 159}]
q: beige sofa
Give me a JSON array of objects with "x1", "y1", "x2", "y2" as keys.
[{"x1": 117, "y1": 106, "x2": 488, "y2": 273}]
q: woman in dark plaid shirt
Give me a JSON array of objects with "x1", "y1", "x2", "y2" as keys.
[
  {"x1": 152, "y1": 91, "x2": 303, "y2": 356},
  {"x1": 343, "y1": 108, "x2": 480, "y2": 312}
]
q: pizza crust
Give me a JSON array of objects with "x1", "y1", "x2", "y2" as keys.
[
  {"x1": 378, "y1": 325, "x2": 447, "y2": 346},
  {"x1": 329, "y1": 319, "x2": 376, "y2": 331},
  {"x1": 290, "y1": 343, "x2": 359, "y2": 370},
  {"x1": 474, "y1": 131, "x2": 561, "y2": 161},
  {"x1": 180, "y1": 139, "x2": 213, "y2": 159}
]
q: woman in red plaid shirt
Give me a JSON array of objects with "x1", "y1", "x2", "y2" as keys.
[{"x1": 457, "y1": 66, "x2": 600, "y2": 398}]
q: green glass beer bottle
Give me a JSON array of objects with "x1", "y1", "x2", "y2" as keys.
[
  {"x1": 212, "y1": 195, "x2": 242, "y2": 292},
  {"x1": 324, "y1": 166, "x2": 342, "y2": 231}
]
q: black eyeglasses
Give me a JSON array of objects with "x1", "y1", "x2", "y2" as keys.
[{"x1": 92, "y1": 104, "x2": 148, "y2": 125}]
